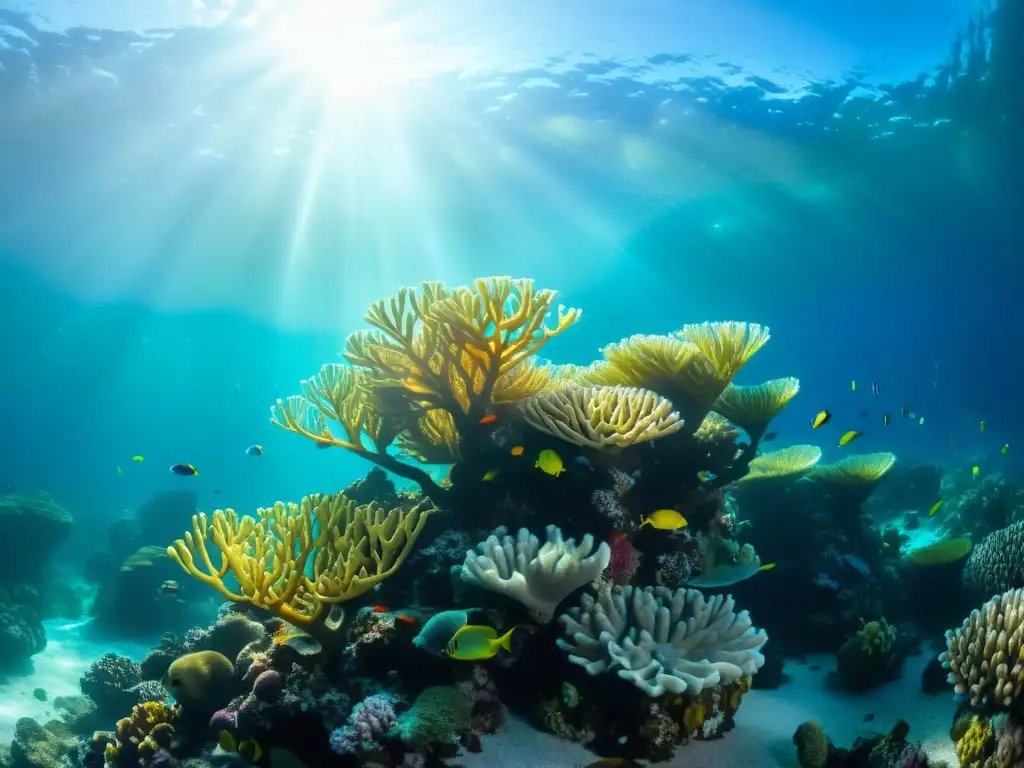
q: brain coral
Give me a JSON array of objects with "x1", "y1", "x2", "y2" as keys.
[
  {"x1": 963, "y1": 520, "x2": 1024, "y2": 593},
  {"x1": 941, "y1": 588, "x2": 1024, "y2": 709},
  {"x1": 557, "y1": 585, "x2": 767, "y2": 696}
]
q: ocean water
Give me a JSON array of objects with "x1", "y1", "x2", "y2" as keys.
[{"x1": 0, "y1": 1, "x2": 1020, "y2": 767}]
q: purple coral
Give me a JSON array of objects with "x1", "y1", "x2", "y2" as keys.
[
  {"x1": 329, "y1": 693, "x2": 398, "y2": 755},
  {"x1": 252, "y1": 670, "x2": 283, "y2": 702}
]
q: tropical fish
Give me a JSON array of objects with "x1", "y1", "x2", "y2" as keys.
[
  {"x1": 697, "y1": 470, "x2": 717, "y2": 483},
  {"x1": 813, "y1": 573, "x2": 840, "y2": 590},
  {"x1": 919, "y1": 417, "x2": 925, "y2": 425},
  {"x1": 482, "y1": 469, "x2": 500, "y2": 481},
  {"x1": 811, "y1": 410, "x2": 832, "y2": 429},
  {"x1": 872, "y1": 382, "x2": 880, "y2": 395},
  {"x1": 159, "y1": 580, "x2": 180, "y2": 595},
  {"x1": 640, "y1": 509, "x2": 688, "y2": 530},
  {"x1": 762, "y1": 431, "x2": 778, "y2": 442},
  {"x1": 851, "y1": 380, "x2": 856, "y2": 391},
  {"x1": 132, "y1": 455, "x2": 144, "y2": 462},
  {"x1": 510, "y1": 445, "x2": 525, "y2": 457},
  {"x1": 906, "y1": 537, "x2": 972, "y2": 566},
  {"x1": 414, "y1": 609, "x2": 475, "y2": 656},
  {"x1": 371, "y1": 605, "x2": 390, "y2": 613},
  {"x1": 1003, "y1": 443, "x2": 1010, "y2": 455},
  {"x1": 245, "y1": 444, "x2": 263, "y2": 456},
  {"x1": 838, "y1": 430, "x2": 862, "y2": 447},
  {"x1": 444, "y1": 625, "x2": 516, "y2": 661},
  {"x1": 972, "y1": 465, "x2": 980, "y2": 477},
  {"x1": 116, "y1": 466, "x2": 123, "y2": 475},
  {"x1": 479, "y1": 413, "x2": 500, "y2": 425},
  {"x1": 535, "y1": 449, "x2": 565, "y2": 477},
  {"x1": 170, "y1": 463, "x2": 199, "y2": 476},
  {"x1": 219, "y1": 731, "x2": 262, "y2": 763},
  {"x1": 882, "y1": 414, "x2": 891, "y2": 427},
  {"x1": 980, "y1": 420, "x2": 986, "y2": 433},
  {"x1": 758, "y1": 562, "x2": 777, "y2": 572},
  {"x1": 841, "y1": 554, "x2": 870, "y2": 578},
  {"x1": 395, "y1": 615, "x2": 417, "y2": 626},
  {"x1": 928, "y1": 500, "x2": 943, "y2": 517}
]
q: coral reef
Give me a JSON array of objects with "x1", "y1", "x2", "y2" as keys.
[
  {"x1": 963, "y1": 520, "x2": 1024, "y2": 594},
  {"x1": 835, "y1": 618, "x2": 903, "y2": 692}
]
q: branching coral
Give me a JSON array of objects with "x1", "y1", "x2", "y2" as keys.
[
  {"x1": 557, "y1": 585, "x2": 767, "y2": 696},
  {"x1": 461, "y1": 525, "x2": 611, "y2": 622},
  {"x1": 517, "y1": 385, "x2": 684, "y2": 449},
  {"x1": 271, "y1": 277, "x2": 580, "y2": 500},
  {"x1": 711, "y1": 377, "x2": 800, "y2": 444},
  {"x1": 941, "y1": 588, "x2": 1024, "y2": 709},
  {"x1": 168, "y1": 493, "x2": 434, "y2": 637}
]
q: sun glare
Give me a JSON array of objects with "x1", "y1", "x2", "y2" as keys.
[{"x1": 268, "y1": 3, "x2": 421, "y2": 103}]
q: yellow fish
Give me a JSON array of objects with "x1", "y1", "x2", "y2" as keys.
[
  {"x1": 972, "y1": 465, "x2": 980, "y2": 477},
  {"x1": 218, "y1": 731, "x2": 262, "y2": 762},
  {"x1": 1003, "y1": 443, "x2": 1010, "y2": 455},
  {"x1": 811, "y1": 410, "x2": 832, "y2": 429},
  {"x1": 838, "y1": 430, "x2": 862, "y2": 447},
  {"x1": 640, "y1": 509, "x2": 688, "y2": 530},
  {"x1": 980, "y1": 420, "x2": 986, "y2": 432},
  {"x1": 444, "y1": 625, "x2": 516, "y2": 661},
  {"x1": 535, "y1": 449, "x2": 565, "y2": 477},
  {"x1": 116, "y1": 466, "x2": 123, "y2": 475},
  {"x1": 132, "y1": 455, "x2": 144, "y2": 462},
  {"x1": 482, "y1": 469, "x2": 500, "y2": 481},
  {"x1": 918, "y1": 417, "x2": 925, "y2": 425},
  {"x1": 928, "y1": 500, "x2": 943, "y2": 517},
  {"x1": 851, "y1": 380, "x2": 856, "y2": 391},
  {"x1": 758, "y1": 562, "x2": 776, "y2": 572}
]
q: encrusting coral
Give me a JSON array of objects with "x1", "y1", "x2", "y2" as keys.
[
  {"x1": 461, "y1": 525, "x2": 611, "y2": 622},
  {"x1": 168, "y1": 492, "x2": 434, "y2": 642},
  {"x1": 557, "y1": 585, "x2": 767, "y2": 696},
  {"x1": 270, "y1": 277, "x2": 580, "y2": 501},
  {"x1": 941, "y1": 587, "x2": 1024, "y2": 709}
]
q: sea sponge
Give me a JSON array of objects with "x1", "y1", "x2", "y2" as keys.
[
  {"x1": 517, "y1": 385, "x2": 684, "y2": 449},
  {"x1": 808, "y1": 452, "x2": 896, "y2": 484},
  {"x1": 711, "y1": 377, "x2": 800, "y2": 443},
  {"x1": 162, "y1": 650, "x2": 235, "y2": 714},
  {"x1": 461, "y1": 525, "x2": 610, "y2": 622},
  {"x1": 557, "y1": 585, "x2": 767, "y2": 696},
  {"x1": 793, "y1": 720, "x2": 830, "y2": 768},
  {"x1": 388, "y1": 685, "x2": 471, "y2": 746},
  {"x1": 941, "y1": 588, "x2": 1024, "y2": 709},
  {"x1": 963, "y1": 521, "x2": 1024, "y2": 593},
  {"x1": 736, "y1": 445, "x2": 823, "y2": 483}
]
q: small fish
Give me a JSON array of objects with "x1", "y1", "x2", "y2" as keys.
[
  {"x1": 640, "y1": 509, "x2": 688, "y2": 531},
  {"x1": 972, "y1": 465, "x2": 980, "y2": 477},
  {"x1": 315, "y1": 442, "x2": 333, "y2": 450},
  {"x1": 811, "y1": 410, "x2": 832, "y2": 429},
  {"x1": 482, "y1": 469, "x2": 500, "y2": 481},
  {"x1": 838, "y1": 430, "x2": 862, "y2": 447},
  {"x1": 479, "y1": 413, "x2": 500, "y2": 425},
  {"x1": 758, "y1": 562, "x2": 776, "y2": 572},
  {"x1": 159, "y1": 580, "x2": 180, "y2": 595},
  {"x1": 982, "y1": 399, "x2": 988, "y2": 411},
  {"x1": 882, "y1": 414, "x2": 891, "y2": 427},
  {"x1": 980, "y1": 420, "x2": 986, "y2": 433},
  {"x1": 859, "y1": 409, "x2": 869, "y2": 419},
  {"x1": 214, "y1": 489, "x2": 222, "y2": 494},
  {"x1": 238, "y1": 740, "x2": 262, "y2": 763},
  {"x1": 813, "y1": 573, "x2": 840, "y2": 590},
  {"x1": 928, "y1": 500, "x2": 943, "y2": 517},
  {"x1": 864, "y1": 713, "x2": 875, "y2": 723},
  {"x1": 841, "y1": 554, "x2": 871, "y2": 577},
  {"x1": 901, "y1": 407, "x2": 910, "y2": 419},
  {"x1": 245, "y1": 444, "x2": 263, "y2": 456},
  {"x1": 933, "y1": 380, "x2": 939, "y2": 388},
  {"x1": 762, "y1": 431, "x2": 778, "y2": 442},
  {"x1": 132, "y1": 455, "x2": 144, "y2": 462},
  {"x1": 697, "y1": 470, "x2": 717, "y2": 483},
  {"x1": 510, "y1": 445, "x2": 525, "y2": 457},
  {"x1": 170, "y1": 463, "x2": 199, "y2": 476},
  {"x1": 1003, "y1": 443, "x2": 1010, "y2": 455},
  {"x1": 444, "y1": 624, "x2": 517, "y2": 661},
  {"x1": 116, "y1": 466, "x2": 123, "y2": 475},
  {"x1": 535, "y1": 449, "x2": 565, "y2": 477},
  {"x1": 851, "y1": 380, "x2": 856, "y2": 391},
  {"x1": 395, "y1": 615, "x2": 417, "y2": 626},
  {"x1": 872, "y1": 381, "x2": 880, "y2": 395},
  {"x1": 919, "y1": 417, "x2": 925, "y2": 425},
  {"x1": 371, "y1": 605, "x2": 390, "y2": 613}
]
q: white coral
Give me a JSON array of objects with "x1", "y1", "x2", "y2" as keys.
[
  {"x1": 461, "y1": 525, "x2": 611, "y2": 623},
  {"x1": 556, "y1": 585, "x2": 767, "y2": 696}
]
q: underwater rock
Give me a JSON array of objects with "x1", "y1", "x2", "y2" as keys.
[
  {"x1": 9, "y1": 717, "x2": 77, "y2": 768},
  {"x1": 0, "y1": 603, "x2": 46, "y2": 674},
  {"x1": 194, "y1": 613, "x2": 266, "y2": 663},
  {"x1": 834, "y1": 619, "x2": 904, "y2": 692},
  {"x1": 80, "y1": 653, "x2": 143, "y2": 718},
  {"x1": 0, "y1": 492, "x2": 73, "y2": 582}
]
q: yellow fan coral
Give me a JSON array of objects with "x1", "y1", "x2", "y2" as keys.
[
  {"x1": 906, "y1": 537, "x2": 972, "y2": 566},
  {"x1": 167, "y1": 493, "x2": 434, "y2": 636},
  {"x1": 692, "y1": 412, "x2": 742, "y2": 445},
  {"x1": 518, "y1": 385, "x2": 684, "y2": 449},
  {"x1": 809, "y1": 452, "x2": 897, "y2": 484},
  {"x1": 737, "y1": 445, "x2": 823, "y2": 483},
  {"x1": 712, "y1": 378, "x2": 800, "y2": 443},
  {"x1": 676, "y1": 321, "x2": 771, "y2": 380}
]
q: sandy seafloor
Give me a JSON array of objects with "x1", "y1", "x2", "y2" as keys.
[{"x1": 0, "y1": 620, "x2": 960, "y2": 767}]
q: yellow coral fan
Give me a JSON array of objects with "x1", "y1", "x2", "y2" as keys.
[
  {"x1": 676, "y1": 322, "x2": 771, "y2": 381},
  {"x1": 692, "y1": 412, "x2": 742, "y2": 445},
  {"x1": 808, "y1": 452, "x2": 896, "y2": 484},
  {"x1": 737, "y1": 445, "x2": 823, "y2": 483},
  {"x1": 711, "y1": 377, "x2": 800, "y2": 443},
  {"x1": 167, "y1": 493, "x2": 434, "y2": 628},
  {"x1": 906, "y1": 536, "x2": 972, "y2": 566},
  {"x1": 518, "y1": 385, "x2": 684, "y2": 449}
]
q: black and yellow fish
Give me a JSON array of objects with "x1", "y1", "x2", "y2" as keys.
[
  {"x1": 811, "y1": 410, "x2": 832, "y2": 429},
  {"x1": 170, "y1": 463, "x2": 199, "y2": 476},
  {"x1": 245, "y1": 444, "x2": 263, "y2": 456}
]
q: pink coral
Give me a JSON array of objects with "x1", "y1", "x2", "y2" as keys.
[{"x1": 605, "y1": 535, "x2": 640, "y2": 585}]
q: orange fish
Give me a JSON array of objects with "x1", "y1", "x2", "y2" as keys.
[
  {"x1": 479, "y1": 414, "x2": 500, "y2": 425},
  {"x1": 510, "y1": 445, "x2": 525, "y2": 457},
  {"x1": 395, "y1": 615, "x2": 417, "y2": 626},
  {"x1": 371, "y1": 605, "x2": 390, "y2": 613}
]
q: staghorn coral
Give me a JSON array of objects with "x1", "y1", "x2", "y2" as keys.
[
  {"x1": 517, "y1": 385, "x2": 684, "y2": 449},
  {"x1": 167, "y1": 493, "x2": 433, "y2": 638},
  {"x1": 964, "y1": 520, "x2": 1024, "y2": 593},
  {"x1": 711, "y1": 377, "x2": 800, "y2": 444},
  {"x1": 461, "y1": 525, "x2": 611, "y2": 622},
  {"x1": 272, "y1": 277, "x2": 579, "y2": 498},
  {"x1": 557, "y1": 585, "x2": 767, "y2": 696},
  {"x1": 737, "y1": 444, "x2": 823, "y2": 483},
  {"x1": 942, "y1": 588, "x2": 1024, "y2": 709}
]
